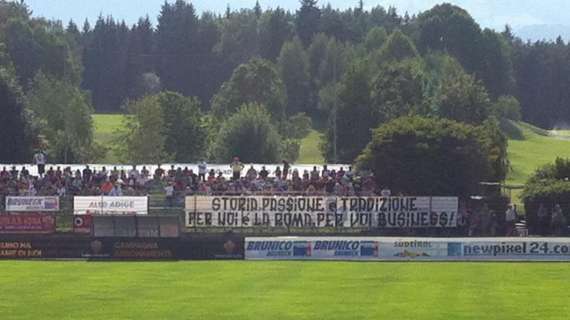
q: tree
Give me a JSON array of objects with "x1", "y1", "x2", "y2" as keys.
[
  {"x1": 296, "y1": 0, "x2": 321, "y2": 46},
  {"x1": 364, "y1": 26, "x2": 388, "y2": 52},
  {"x1": 0, "y1": 67, "x2": 34, "y2": 162},
  {"x1": 259, "y1": 8, "x2": 293, "y2": 61},
  {"x1": 492, "y1": 95, "x2": 521, "y2": 121},
  {"x1": 374, "y1": 29, "x2": 418, "y2": 63},
  {"x1": 116, "y1": 91, "x2": 208, "y2": 163},
  {"x1": 435, "y1": 61, "x2": 492, "y2": 125},
  {"x1": 307, "y1": 33, "x2": 329, "y2": 81},
  {"x1": 371, "y1": 58, "x2": 427, "y2": 123},
  {"x1": 479, "y1": 29, "x2": 515, "y2": 98},
  {"x1": 522, "y1": 158, "x2": 570, "y2": 234},
  {"x1": 210, "y1": 103, "x2": 282, "y2": 163},
  {"x1": 133, "y1": 72, "x2": 162, "y2": 98},
  {"x1": 211, "y1": 58, "x2": 287, "y2": 120},
  {"x1": 356, "y1": 116, "x2": 501, "y2": 197},
  {"x1": 125, "y1": 16, "x2": 155, "y2": 100},
  {"x1": 82, "y1": 16, "x2": 129, "y2": 112},
  {"x1": 320, "y1": 4, "x2": 351, "y2": 42},
  {"x1": 216, "y1": 9, "x2": 260, "y2": 70},
  {"x1": 278, "y1": 37, "x2": 311, "y2": 115},
  {"x1": 28, "y1": 73, "x2": 96, "y2": 163},
  {"x1": 158, "y1": 92, "x2": 208, "y2": 162},
  {"x1": 417, "y1": 4, "x2": 483, "y2": 74},
  {"x1": 155, "y1": 0, "x2": 199, "y2": 97},
  {"x1": 3, "y1": 18, "x2": 41, "y2": 86},
  {"x1": 317, "y1": 38, "x2": 353, "y2": 88},
  {"x1": 116, "y1": 95, "x2": 170, "y2": 164},
  {"x1": 324, "y1": 61, "x2": 374, "y2": 163}
]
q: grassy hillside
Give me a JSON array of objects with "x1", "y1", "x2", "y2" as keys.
[
  {"x1": 298, "y1": 129, "x2": 325, "y2": 164},
  {"x1": 93, "y1": 114, "x2": 125, "y2": 163},
  {"x1": 91, "y1": 115, "x2": 570, "y2": 186},
  {"x1": 507, "y1": 121, "x2": 570, "y2": 185},
  {"x1": 1, "y1": 261, "x2": 569, "y2": 320},
  {"x1": 92, "y1": 114, "x2": 326, "y2": 164}
]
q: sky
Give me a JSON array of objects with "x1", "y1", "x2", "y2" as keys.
[{"x1": 17, "y1": 0, "x2": 570, "y2": 37}]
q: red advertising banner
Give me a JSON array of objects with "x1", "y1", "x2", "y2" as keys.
[
  {"x1": 73, "y1": 215, "x2": 92, "y2": 234},
  {"x1": 0, "y1": 214, "x2": 56, "y2": 234}
]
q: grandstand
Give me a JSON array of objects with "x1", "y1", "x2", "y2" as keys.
[{"x1": 1, "y1": 162, "x2": 569, "y2": 263}]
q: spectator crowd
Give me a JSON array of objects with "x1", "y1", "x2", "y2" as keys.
[
  {"x1": 0, "y1": 156, "x2": 566, "y2": 236},
  {"x1": 0, "y1": 160, "x2": 378, "y2": 200}
]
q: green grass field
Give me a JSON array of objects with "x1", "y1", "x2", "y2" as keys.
[{"x1": 0, "y1": 261, "x2": 568, "y2": 320}]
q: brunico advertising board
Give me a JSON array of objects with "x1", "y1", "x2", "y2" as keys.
[
  {"x1": 186, "y1": 196, "x2": 458, "y2": 229},
  {"x1": 245, "y1": 237, "x2": 570, "y2": 261}
]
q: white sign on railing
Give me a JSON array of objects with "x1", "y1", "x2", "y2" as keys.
[
  {"x1": 74, "y1": 196, "x2": 148, "y2": 215},
  {"x1": 5, "y1": 196, "x2": 60, "y2": 212}
]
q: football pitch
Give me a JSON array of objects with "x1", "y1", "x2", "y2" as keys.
[{"x1": 0, "y1": 261, "x2": 568, "y2": 320}]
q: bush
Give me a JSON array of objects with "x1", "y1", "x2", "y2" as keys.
[
  {"x1": 522, "y1": 158, "x2": 570, "y2": 234},
  {"x1": 356, "y1": 116, "x2": 505, "y2": 197},
  {"x1": 281, "y1": 113, "x2": 312, "y2": 139},
  {"x1": 493, "y1": 96, "x2": 521, "y2": 121},
  {"x1": 210, "y1": 103, "x2": 282, "y2": 163}
]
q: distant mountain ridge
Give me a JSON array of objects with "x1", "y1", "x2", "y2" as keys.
[{"x1": 515, "y1": 24, "x2": 570, "y2": 42}]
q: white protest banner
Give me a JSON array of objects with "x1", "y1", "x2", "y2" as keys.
[
  {"x1": 336, "y1": 197, "x2": 458, "y2": 228},
  {"x1": 5, "y1": 196, "x2": 60, "y2": 212},
  {"x1": 186, "y1": 196, "x2": 458, "y2": 229},
  {"x1": 74, "y1": 196, "x2": 148, "y2": 215}
]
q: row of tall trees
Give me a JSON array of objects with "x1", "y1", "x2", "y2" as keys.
[
  {"x1": 1, "y1": 0, "x2": 570, "y2": 166},
  {"x1": 0, "y1": 0, "x2": 95, "y2": 163},
  {"x1": 70, "y1": 1, "x2": 570, "y2": 129}
]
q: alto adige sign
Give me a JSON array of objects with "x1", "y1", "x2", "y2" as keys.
[{"x1": 73, "y1": 196, "x2": 148, "y2": 215}]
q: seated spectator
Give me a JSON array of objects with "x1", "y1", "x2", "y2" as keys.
[
  {"x1": 259, "y1": 166, "x2": 269, "y2": 179},
  {"x1": 129, "y1": 165, "x2": 140, "y2": 181},
  {"x1": 109, "y1": 182, "x2": 123, "y2": 197},
  {"x1": 141, "y1": 166, "x2": 150, "y2": 179},
  {"x1": 310, "y1": 166, "x2": 319, "y2": 181},
  {"x1": 207, "y1": 169, "x2": 216, "y2": 182},
  {"x1": 246, "y1": 166, "x2": 258, "y2": 180},
  {"x1": 10, "y1": 166, "x2": 18, "y2": 179},
  {"x1": 302, "y1": 170, "x2": 309, "y2": 181},
  {"x1": 82, "y1": 165, "x2": 92, "y2": 182},
  {"x1": 154, "y1": 165, "x2": 165, "y2": 180},
  {"x1": 100, "y1": 179, "x2": 114, "y2": 195}
]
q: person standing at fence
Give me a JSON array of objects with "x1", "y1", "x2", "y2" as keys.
[
  {"x1": 230, "y1": 157, "x2": 244, "y2": 181},
  {"x1": 165, "y1": 182, "x2": 175, "y2": 207},
  {"x1": 551, "y1": 204, "x2": 566, "y2": 236},
  {"x1": 33, "y1": 150, "x2": 46, "y2": 177},
  {"x1": 198, "y1": 161, "x2": 207, "y2": 182},
  {"x1": 282, "y1": 160, "x2": 290, "y2": 180},
  {"x1": 505, "y1": 204, "x2": 517, "y2": 236},
  {"x1": 537, "y1": 204, "x2": 549, "y2": 235}
]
